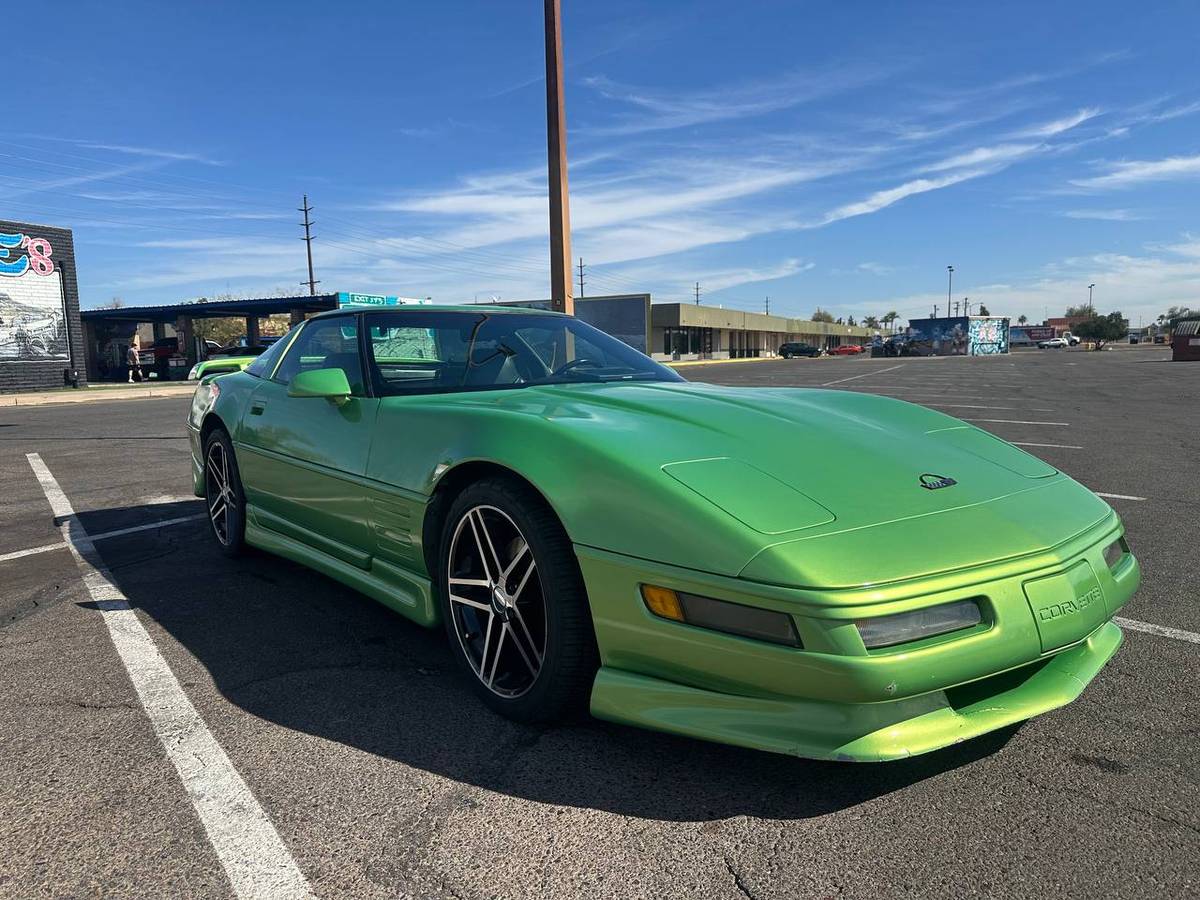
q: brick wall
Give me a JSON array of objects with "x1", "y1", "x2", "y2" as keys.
[{"x1": 0, "y1": 219, "x2": 87, "y2": 392}]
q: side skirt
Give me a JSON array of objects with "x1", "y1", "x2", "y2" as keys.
[{"x1": 245, "y1": 507, "x2": 439, "y2": 628}]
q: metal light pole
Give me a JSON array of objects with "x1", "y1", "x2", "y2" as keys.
[
  {"x1": 1088, "y1": 283, "x2": 1095, "y2": 310},
  {"x1": 544, "y1": 0, "x2": 573, "y2": 315},
  {"x1": 946, "y1": 265, "x2": 954, "y2": 316}
]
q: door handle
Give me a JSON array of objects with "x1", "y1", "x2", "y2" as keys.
[{"x1": 250, "y1": 402, "x2": 267, "y2": 416}]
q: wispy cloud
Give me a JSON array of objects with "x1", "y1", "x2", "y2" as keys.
[
  {"x1": 581, "y1": 64, "x2": 890, "y2": 135},
  {"x1": 1061, "y1": 208, "x2": 1144, "y2": 221},
  {"x1": 857, "y1": 261, "x2": 896, "y2": 275},
  {"x1": 1071, "y1": 154, "x2": 1200, "y2": 189},
  {"x1": 819, "y1": 169, "x2": 994, "y2": 225},
  {"x1": 920, "y1": 142, "x2": 1041, "y2": 173},
  {"x1": 1012, "y1": 107, "x2": 1101, "y2": 138}
]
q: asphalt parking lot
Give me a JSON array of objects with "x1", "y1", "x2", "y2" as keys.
[{"x1": 1, "y1": 345, "x2": 1197, "y2": 899}]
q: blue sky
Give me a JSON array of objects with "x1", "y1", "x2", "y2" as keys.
[{"x1": 5, "y1": 0, "x2": 1200, "y2": 326}]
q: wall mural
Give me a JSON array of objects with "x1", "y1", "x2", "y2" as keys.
[
  {"x1": 0, "y1": 231, "x2": 68, "y2": 361},
  {"x1": 969, "y1": 317, "x2": 1009, "y2": 354}
]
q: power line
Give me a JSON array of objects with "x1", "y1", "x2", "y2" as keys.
[{"x1": 299, "y1": 195, "x2": 319, "y2": 296}]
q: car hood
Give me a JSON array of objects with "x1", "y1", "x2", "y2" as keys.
[{"x1": 481, "y1": 381, "x2": 1112, "y2": 587}]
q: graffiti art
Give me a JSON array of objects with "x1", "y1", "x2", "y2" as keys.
[{"x1": 0, "y1": 232, "x2": 68, "y2": 361}]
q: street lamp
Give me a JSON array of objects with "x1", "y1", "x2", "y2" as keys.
[
  {"x1": 1088, "y1": 283, "x2": 1096, "y2": 310},
  {"x1": 947, "y1": 265, "x2": 954, "y2": 315}
]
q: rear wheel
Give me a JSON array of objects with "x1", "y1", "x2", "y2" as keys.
[
  {"x1": 439, "y1": 477, "x2": 598, "y2": 723},
  {"x1": 203, "y1": 428, "x2": 247, "y2": 557}
]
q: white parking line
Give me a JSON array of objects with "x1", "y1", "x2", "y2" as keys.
[
  {"x1": 963, "y1": 418, "x2": 1071, "y2": 426},
  {"x1": 25, "y1": 453, "x2": 313, "y2": 900},
  {"x1": 822, "y1": 364, "x2": 904, "y2": 386},
  {"x1": 1010, "y1": 442, "x2": 1084, "y2": 450},
  {"x1": 0, "y1": 540, "x2": 70, "y2": 563},
  {"x1": 923, "y1": 403, "x2": 1056, "y2": 411},
  {"x1": 1094, "y1": 492, "x2": 1147, "y2": 501},
  {"x1": 0, "y1": 514, "x2": 205, "y2": 564},
  {"x1": 1115, "y1": 617, "x2": 1200, "y2": 644}
]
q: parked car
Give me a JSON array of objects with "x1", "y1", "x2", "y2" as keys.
[
  {"x1": 188, "y1": 344, "x2": 273, "y2": 380},
  {"x1": 778, "y1": 341, "x2": 821, "y2": 358},
  {"x1": 1038, "y1": 337, "x2": 1069, "y2": 349},
  {"x1": 829, "y1": 344, "x2": 863, "y2": 355},
  {"x1": 188, "y1": 305, "x2": 1139, "y2": 762}
]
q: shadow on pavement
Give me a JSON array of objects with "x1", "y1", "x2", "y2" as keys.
[{"x1": 81, "y1": 501, "x2": 1018, "y2": 822}]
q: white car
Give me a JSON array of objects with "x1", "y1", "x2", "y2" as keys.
[{"x1": 1038, "y1": 337, "x2": 1069, "y2": 349}]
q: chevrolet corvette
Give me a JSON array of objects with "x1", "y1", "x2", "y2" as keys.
[{"x1": 187, "y1": 305, "x2": 1139, "y2": 761}]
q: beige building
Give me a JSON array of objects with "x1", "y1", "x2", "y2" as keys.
[{"x1": 650, "y1": 303, "x2": 875, "y2": 361}]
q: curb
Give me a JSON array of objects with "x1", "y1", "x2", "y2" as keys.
[{"x1": 0, "y1": 384, "x2": 196, "y2": 408}]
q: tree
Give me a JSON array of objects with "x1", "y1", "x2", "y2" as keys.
[
  {"x1": 1017, "y1": 314, "x2": 1028, "y2": 325},
  {"x1": 97, "y1": 297, "x2": 124, "y2": 309},
  {"x1": 1158, "y1": 305, "x2": 1196, "y2": 327},
  {"x1": 978, "y1": 304, "x2": 991, "y2": 316},
  {"x1": 1064, "y1": 304, "x2": 1096, "y2": 318},
  {"x1": 882, "y1": 310, "x2": 899, "y2": 332},
  {"x1": 1073, "y1": 311, "x2": 1128, "y2": 349},
  {"x1": 835, "y1": 316, "x2": 845, "y2": 324},
  {"x1": 863, "y1": 315, "x2": 880, "y2": 329},
  {"x1": 810, "y1": 308, "x2": 835, "y2": 323},
  {"x1": 847, "y1": 315, "x2": 857, "y2": 326}
]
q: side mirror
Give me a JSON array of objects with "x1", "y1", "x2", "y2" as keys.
[{"x1": 287, "y1": 368, "x2": 352, "y2": 404}]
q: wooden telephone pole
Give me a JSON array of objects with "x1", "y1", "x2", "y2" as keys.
[{"x1": 544, "y1": 0, "x2": 574, "y2": 315}]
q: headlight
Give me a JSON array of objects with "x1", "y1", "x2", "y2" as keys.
[
  {"x1": 188, "y1": 365, "x2": 201, "y2": 380},
  {"x1": 856, "y1": 598, "x2": 982, "y2": 649},
  {"x1": 1103, "y1": 537, "x2": 1129, "y2": 571},
  {"x1": 641, "y1": 585, "x2": 802, "y2": 647}
]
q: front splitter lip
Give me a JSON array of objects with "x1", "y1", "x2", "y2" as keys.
[{"x1": 589, "y1": 620, "x2": 1123, "y2": 762}]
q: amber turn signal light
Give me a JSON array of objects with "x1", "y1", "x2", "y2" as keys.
[{"x1": 640, "y1": 584, "x2": 684, "y2": 621}]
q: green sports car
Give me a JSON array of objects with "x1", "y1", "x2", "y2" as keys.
[{"x1": 187, "y1": 305, "x2": 1139, "y2": 761}]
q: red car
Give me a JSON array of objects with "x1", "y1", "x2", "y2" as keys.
[{"x1": 830, "y1": 344, "x2": 863, "y2": 355}]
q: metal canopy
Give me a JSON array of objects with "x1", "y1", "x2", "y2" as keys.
[{"x1": 79, "y1": 294, "x2": 340, "y2": 323}]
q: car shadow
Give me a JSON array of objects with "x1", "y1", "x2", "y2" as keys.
[{"x1": 82, "y1": 501, "x2": 1019, "y2": 823}]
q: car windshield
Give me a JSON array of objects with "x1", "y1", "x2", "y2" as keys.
[{"x1": 364, "y1": 310, "x2": 683, "y2": 396}]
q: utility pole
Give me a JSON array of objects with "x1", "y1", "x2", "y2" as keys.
[
  {"x1": 544, "y1": 0, "x2": 573, "y2": 315},
  {"x1": 963, "y1": 297, "x2": 971, "y2": 315},
  {"x1": 299, "y1": 194, "x2": 319, "y2": 296},
  {"x1": 765, "y1": 296, "x2": 770, "y2": 315},
  {"x1": 932, "y1": 304, "x2": 939, "y2": 318},
  {"x1": 946, "y1": 265, "x2": 954, "y2": 315},
  {"x1": 577, "y1": 257, "x2": 586, "y2": 298},
  {"x1": 953, "y1": 300, "x2": 959, "y2": 316},
  {"x1": 694, "y1": 282, "x2": 702, "y2": 305}
]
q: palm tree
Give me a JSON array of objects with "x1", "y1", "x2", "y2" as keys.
[
  {"x1": 883, "y1": 310, "x2": 899, "y2": 333},
  {"x1": 1018, "y1": 314, "x2": 1027, "y2": 325},
  {"x1": 863, "y1": 315, "x2": 880, "y2": 329}
]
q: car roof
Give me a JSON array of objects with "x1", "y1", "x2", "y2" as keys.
[{"x1": 310, "y1": 304, "x2": 564, "y2": 320}]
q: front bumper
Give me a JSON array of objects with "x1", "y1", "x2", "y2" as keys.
[{"x1": 577, "y1": 517, "x2": 1138, "y2": 761}]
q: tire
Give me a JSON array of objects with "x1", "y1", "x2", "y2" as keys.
[
  {"x1": 439, "y1": 476, "x2": 599, "y2": 723},
  {"x1": 202, "y1": 427, "x2": 247, "y2": 558}
]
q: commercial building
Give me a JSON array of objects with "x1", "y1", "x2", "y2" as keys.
[
  {"x1": 0, "y1": 218, "x2": 86, "y2": 392},
  {"x1": 650, "y1": 303, "x2": 874, "y2": 361}
]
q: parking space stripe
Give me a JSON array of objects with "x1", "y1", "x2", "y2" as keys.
[
  {"x1": 821, "y1": 364, "x2": 904, "y2": 386},
  {"x1": 962, "y1": 418, "x2": 1070, "y2": 426},
  {"x1": 0, "y1": 540, "x2": 69, "y2": 563},
  {"x1": 25, "y1": 453, "x2": 314, "y2": 900},
  {"x1": 1010, "y1": 442, "x2": 1083, "y2": 450},
  {"x1": 1094, "y1": 492, "x2": 1147, "y2": 501},
  {"x1": 1114, "y1": 617, "x2": 1200, "y2": 645},
  {"x1": 0, "y1": 514, "x2": 206, "y2": 565}
]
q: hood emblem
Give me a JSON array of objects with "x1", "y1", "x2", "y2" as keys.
[{"x1": 919, "y1": 473, "x2": 957, "y2": 491}]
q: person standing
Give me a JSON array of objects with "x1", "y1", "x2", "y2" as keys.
[{"x1": 127, "y1": 337, "x2": 143, "y2": 383}]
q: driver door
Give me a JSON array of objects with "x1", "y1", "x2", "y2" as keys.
[{"x1": 237, "y1": 314, "x2": 379, "y2": 568}]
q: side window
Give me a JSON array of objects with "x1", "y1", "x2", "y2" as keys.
[
  {"x1": 244, "y1": 330, "x2": 295, "y2": 378},
  {"x1": 274, "y1": 317, "x2": 366, "y2": 396}
]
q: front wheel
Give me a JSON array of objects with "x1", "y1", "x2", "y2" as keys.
[{"x1": 439, "y1": 477, "x2": 598, "y2": 723}]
